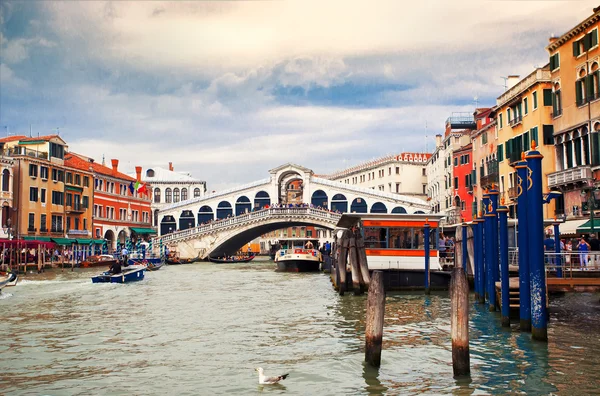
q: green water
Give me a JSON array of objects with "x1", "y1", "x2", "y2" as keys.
[{"x1": 1, "y1": 258, "x2": 599, "y2": 395}]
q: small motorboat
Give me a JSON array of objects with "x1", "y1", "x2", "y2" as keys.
[
  {"x1": 208, "y1": 255, "x2": 256, "y2": 264},
  {"x1": 91, "y1": 264, "x2": 146, "y2": 283},
  {"x1": 81, "y1": 254, "x2": 117, "y2": 268},
  {"x1": 128, "y1": 257, "x2": 162, "y2": 266},
  {"x1": 0, "y1": 271, "x2": 18, "y2": 292}
]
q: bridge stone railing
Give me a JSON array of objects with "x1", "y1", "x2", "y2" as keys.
[{"x1": 158, "y1": 207, "x2": 342, "y2": 244}]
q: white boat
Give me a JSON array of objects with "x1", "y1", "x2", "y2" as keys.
[
  {"x1": 274, "y1": 239, "x2": 323, "y2": 272},
  {"x1": 0, "y1": 271, "x2": 18, "y2": 292}
]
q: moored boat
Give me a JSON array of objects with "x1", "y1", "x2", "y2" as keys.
[
  {"x1": 208, "y1": 255, "x2": 256, "y2": 264},
  {"x1": 91, "y1": 264, "x2": 146, "y2": 283},
  {"x1": 128, "y1": 257, "x2": 162, "y2": 266},
  {"x1": 274, "y1": 239, "x2": 322, "y2": 272},
  {"x1": 81, "y1": 254, "x2": 117, "y2": 268},
  {"x1": 0, "y1": 271, "x2": 18, "y2": 292}
]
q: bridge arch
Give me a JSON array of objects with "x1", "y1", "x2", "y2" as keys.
[
  {"x1": 179, "y1": 210, "x2": 195, "y2": 230},
  {"x1": 254, "y1": 191, "x2": 271, "y2": 210},
  {"x1": 392, "y1": 206, "x2": 407, "y2": 214},
  {"x1": 311, "y1": 190, "x2": 328, "y2": 209},
  {"x1": 350, "y1": 197, "x2": 367, "y2": 213},
  {"x1": 235, "y1": 196, "x2": 252, "y2": 216},
  {"x1": 198, "y1": 205, "x2": 214, "y2": 224},
  {"x1": 370, "y1": 202, "x2": 388, "y2": 213},
  {"x1": 331, "y1": 194, "x2": 348, "y2": 213},
  {"x1": 216, "y1": 201, "x2": 233, "y2": 219},
  {"x1": 415, "y1": 210, "x2": 425, "y2": 214},
  {"x1": 161, "y1": 215, "x2": 177, "y2": 235}
]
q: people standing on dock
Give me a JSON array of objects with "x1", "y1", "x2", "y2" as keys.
[
  {"x1": 439, "y1": 234, "x2": 446, "y2": 264},
  {"x1": 589, "y1": 234, "x2": 600, "y2": 268},
  {"x1": 564, "y1": 239, "x2": 572, "y2": 267},
  {"x1": 578, "y1": 237, "x2": 590, "y2": 270}
]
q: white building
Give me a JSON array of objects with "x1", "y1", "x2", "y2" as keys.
[
  {"x1": 321, "y1": 152, "x2": 431, "y2": 200},
  {"x1": 137, "y1": 163, "x2": 207, "y2": 228},
  {"x1": 426, "y1": 114, "x2": 474, "y2": 225}
]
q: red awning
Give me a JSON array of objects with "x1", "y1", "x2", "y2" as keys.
[{"x1": 0, "y1": 239, "x2": 56, "y2": 248}]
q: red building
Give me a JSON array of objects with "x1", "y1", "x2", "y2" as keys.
[
  {"x1": 452, "y1": 143, "x2": 474, "y2": 222},
  {"x1": 64, "y1": 154, "x2": 153, "y2": 251}
]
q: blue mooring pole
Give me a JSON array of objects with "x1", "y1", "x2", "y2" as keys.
[
  {"x1": 470, "y1": 220, "x2": 480, "y2": 302},
  {"x1": 462, "y1": 222, "x2": 468, "y2": 273},
  {"x1": 526, "y1": 146, "x2": 548, "y2": 342},
  {"x1": 482, "y1": 193, "x2": 492, "y2": 306},
  {"x1": 554, "y1": 222, "x2": 562, "y2": 278},
  {"x1": 515, "y1": 158, "x2": 532, "y2": 332},
  {"x1": 488, "y1": 188, "x2": 499, "y2": 312},
  {"x1": 476, "y1": 216, "x2": 486, "y2": 304},
  {"x1": 424, "y1": 222, "x2": 430, "y2": 295},
  {"x1": 498, "y1": 202, "x2": 510, "y2": 327}
]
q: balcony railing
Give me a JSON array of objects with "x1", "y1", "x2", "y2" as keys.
[
  {"x1": 508, "y1": 187, "x2": 518, "y2": 200},
  {"x1": 4, "y1": 147, "x2": 48, "y2": 160},
  {"x1": 480, "y1": 173, "x2": 499, "y2": 189},
  {"x1": 552, "y1": 108, "x2": 563, "y2": 118},
  {"x1": 67, "y1": 229, "x2": 89, "y2": 236},
  {"x1": 508, "y1": 115, "x2": 523, "y2": 127},
  {"x1": 50, "y1": 227, "x2": 64, "y2": 234},
  {"x1": 66, "y1": 203, "x2": 84, "y2": 213},
  {"x1": 547, "y1": 166, "x2": 592, "y2": 188},
  {"x1": 27, "y1": 227, "x2": 36, "y2": 233},
  {"x1": 40, "y1": 227, "x2": 48, "y2": 233}
]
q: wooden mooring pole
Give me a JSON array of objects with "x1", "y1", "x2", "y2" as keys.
[
  {"x1": 365, "y1": 271, "x2": 385, "y2": 367},
  {"x1": 355, "y1": 229, "x2": 370, "y2": 289},
  {"x1": 337, "y1": 231, "x2": 349, "y2": 295},
  {"x1": 349, "y1": 235, "x2": 362, "y2": 295},
  {"x1": 450, "y1": 267, "x2": 470, "y2": 377}
]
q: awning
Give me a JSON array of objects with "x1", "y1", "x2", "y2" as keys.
[
  {"x1": 553, "y1": 219, "x2": 589, "y2": 235},
  {"x1": 76, "y1": 238, "x2": 93, "y2": 244},
  {"x1": 130, "y1": 227, "x2": 157, "y2": 235},
  {"x1": 51, "y1": 238, "x2": 76, "y2": 245},
  {"x1": 576, "y1": 218, "x2": 600, "y2": 234},
  {"x1": 23, "y1": 236, "x2": 52, "y2": 242},
  {"x1": 93, "y1": 239, "x2": 106, "y2": 244}
]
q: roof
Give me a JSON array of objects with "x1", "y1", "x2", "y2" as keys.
[
  {"x1": 64, "y1": 152, "x2": 136, "y2": 182},
  {"x1": 18, "y1": 135, "x2": 67, "y2": 145},
  {"x1": 0, "y1": 135, "x2": 27, "y2": 143},
  {"x1": 322, "y1": 152, "x2": 431, "y2": 180},
  {"x1": 139, "y1": 167, "x2": 203, "y2": 183},
  {"x1": 546, "y1": 8, "x2": 600, "y2": 53}
]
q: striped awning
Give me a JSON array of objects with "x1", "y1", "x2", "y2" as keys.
[
  {"x1": 558, "y1": 219, "x2": 589, "y2": 235},
  {"x1": 576, "y1": 218, "x2": 600, "y2": 234}
]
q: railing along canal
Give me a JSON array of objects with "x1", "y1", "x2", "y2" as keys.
[{"x1": 159, "y1": 207, "x2": 342, "y2": 243}]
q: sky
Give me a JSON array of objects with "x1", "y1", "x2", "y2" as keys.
[{"x1": 0, "y1": 1, "x2": 597, "y2": 191}]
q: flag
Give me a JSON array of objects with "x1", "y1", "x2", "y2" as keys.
[
  {"x1": 134, "y1": 180, "x2": 141, "y2": 191},
  {"x1": 138, "y1": 183, "x2": 148, "y2": 195},
  {"x1": 128, "y1": 181, "x2": 134, "y2": 194}
]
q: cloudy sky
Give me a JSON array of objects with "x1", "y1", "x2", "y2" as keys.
[{"x1": 0, "y1": 1, "x2": 596, "y2": 190}]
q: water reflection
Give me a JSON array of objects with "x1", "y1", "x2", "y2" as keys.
[{"x1": 362, "y1": 362, "x2": 388, "y2": 395}]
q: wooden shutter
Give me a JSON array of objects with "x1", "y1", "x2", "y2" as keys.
[
  {"x1": 576, "y1": 80, "x2": 583, "y2": 105},
  {"x1": 543, "y1": 125, "x2": 554, "y2": 146},
  {"x1": 543, "y1": 89, "x2": 553, "y2": 106},
  {"x1": 574, "y1": 40, "x2": 580, "y2": 56},
  {"x1": 592, "y1": 29, "x2": 599, "y2": 48}
]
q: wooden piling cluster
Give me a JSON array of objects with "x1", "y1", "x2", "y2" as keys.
[{"x1": 331, "y1": 228, "x2": 370, "y2": 296}]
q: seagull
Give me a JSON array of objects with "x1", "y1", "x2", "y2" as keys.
[{"x1": 255, "y1": 367, "x2": 289, "y2": 385}]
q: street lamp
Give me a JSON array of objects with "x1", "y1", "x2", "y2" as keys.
[{"x1": 583, "y1": 187, "x2": 599, "y2": 233}]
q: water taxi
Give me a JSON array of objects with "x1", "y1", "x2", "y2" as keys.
[{"x1": 274, "y1": 239, "x2": 323, "y2": 272}]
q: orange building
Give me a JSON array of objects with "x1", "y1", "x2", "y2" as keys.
[
  {"x1": 1, "y1": 135, "x2": 94, "y2": 242},
  {"x1": 65, "y1": 154, "x2": 153, "y2": 251},
  {"x1": 546, "y1": 6, "x2": 600, "y2": 226}
]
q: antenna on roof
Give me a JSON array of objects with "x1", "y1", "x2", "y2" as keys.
[
  {"x1": 29, "y1": 124, "x2": 32, "y2": 138},
  {"x1": 500, "y1": 77, "x2": 508, "y2": 91},
  {"x1": 474, "y1": 95, "x2": 479, "y2": 108},
  {"x1": 102, "y1": 154, "x2": 105, "y2": 166}
]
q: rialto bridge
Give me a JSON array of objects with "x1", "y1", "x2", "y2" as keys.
[{"x1": 156, "y1": 163, "x2": 429, "y2": 258}]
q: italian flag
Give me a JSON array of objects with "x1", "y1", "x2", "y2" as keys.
[{"x1": 135, "y1": 181, "x2": 148, "y2": 195}]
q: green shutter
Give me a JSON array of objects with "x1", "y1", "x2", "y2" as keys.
[
  {"x1": 593, "y1": 29, "x2": 599, "y2": 48},
  {"x1": 576, "y1": 80, "x2": 583, "y2": 105},
  {"x1": 531, "y1": 126, "x2": 538, "y2": 146},
  {"x1": 586, "y1": 74, "x2": 595, "y2": 101},
  {"x1": 549, "y1": 55, "x2": 554, "y2": 70},
  {"x1": 523, "y1": 132, "x2": 530, "y2": 150},
  {"x1": 533, "y1": 91, "x2": 538, "y2": 108},
  {"x1": 574, "y1": 40, "x2": 580, "y2": 56},
  {"x1": 584, "y1": 33, "x2": 592, "y2": 51},
  {"x1": 524, "y1": 98, "x2": 528, "y2": 114},
  {"x1": 552, "y1": 91, "x2": 557, "y2": 114},
  {"x1": 498, "y1": 144, "x2": 504, "y2": 162},
  {"x1": 499, "y1": 113, "x2": 503, "y2": 128},
  {"x1": 543, "y1": 89, "x2": 553, "y2": 106}
]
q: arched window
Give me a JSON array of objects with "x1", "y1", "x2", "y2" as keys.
[
  {"x1": 154, "y1": 209, "x2": 159, "y2": 226},
  {"x1": 165, "y1": 188, "x2": 172, "y2": 203},
  {"x1": 194, "y1": 188, "x2": 201, "y2": 198},
  {"x1": 181, "y1": 188, "x2": 188, "y2": 201},
  {"x1": 2, "y1": 169, "x2": 9, "y2": 192},
  {"x1": 154, "y1": 187, "x2": 161, "y2": 203},
  {"x1": 173, "y1": 188, "x2": 180, "y2": 203}
]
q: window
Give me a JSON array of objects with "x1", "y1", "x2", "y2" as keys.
[
  {"x1": 543, "y1": 125, "x2": 554, "y2": 145},
  {"x1": 28, "y1": 213, "x2": 35, "y2": 231},
  {"x1": 482, "y1": 131, "x2": 488, "y2": 145},
  {"x1": 82, "y1": 196, "x2": 89, "y2": 208},
  {"x1": 66, "y1": 217, "x2": 71, "y2": 231},
  {"x1": 51, "y1": 215, "x2": 63, "y2": 232},
  {"x1": 454, "y1": 177, "x2": 458, "y2": 189},
  {"x1": 83, "y1": 218, "x2": 87, "y2": 230},
  {"x1": 498, "y1": 144, "x2": 504, "y2": 162},
  {"x1": 41, "y1": 188, "x2": 46, "y2": 203},
  {"x1": 52, "y1": 191, "x2": 64, "y2": 205},
  {"x1": 49, "y1": 142, "x2": 65, "y2": 159},
  {"x1": 454, "y1": 157, "x2": 458, "y2": 167},
  {"x1": 2, "y1": 169, "x2": 9, "y2": 192},
  {"x1": 52, "y1": 169, "x2": 64, "y2": 182},
  {"x1": 507, "y1": 108, "x2": 511, "y2": 123},
  {"x1": 543, "y1": 89, "x2": 553, "y2": 106},
  {"x1": 549, "y1": 53, "x2": 560, "y2": 71},
  {"x1": 66, "y1": 193, "x2": 72, "y2": 207},
  {"x1": 40, "y1": 166, "x2": 48, "y2": 180},
  {"x1": 75, "y1": 174, "x2": 81, "y2": 185},
  {"x1": 29, "y1": 164, "x2": 38, "y2": 177},
  {"x1": 74, "y1": 217, "x2": 79, "y2": 230},
  {"x1": 173, "y1": 188, "x2": 180, "y2": 203},
  {"x1": 533, "y1": 91, "x2": 538, "y2": 109},
  {"x1": 154, "y1": 188, "x2": 161, "y2": 203},
  {"x1": 553, "y1": 88, "x2": 562, "y2": 116},
  {"x1": 40, "y1": 214, "x2": 47, "y2": 231},
  {"x1": 181, "y1": 188, "x2": 188, "y2": 201},
  {"x1": 165, "y1": 188, "x2": 172, "y2": 203},
  {"x1": 194, "y1": 187, "x2": 201, "y2": 198},
  {"x1": 29, "y1": 187, "x2": 38, "y2": 202},
  {"x1": 397, "y1": 167, "x2": 400, "y2": 175},
  {"x1": 524, "y1": 98, "x2": 528, "y2": 115},
  {"x1": 498, "y1": 114, "x2": 503, "y2": 128},
  {"x1": 65, "y1": 172, "x2": 73, "y2": 184},
  {"x1": 531, "y1": 126, "x2": 539, "y2": 145},
  {"x1": 83, "y1": 176, "x2": 89, "y2": 187},
  {"x1": 573, "y1": 28, "x2": 598, "y2": 57},
  {"x1": 422, "y1": 168, "x2": 426, "y2": 176}
]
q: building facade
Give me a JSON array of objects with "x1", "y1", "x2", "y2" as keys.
[
  {"x1": 546, "y1": 7, "x2": 600, "y2": 226},
  {"x1": 452, "y1": 143, "x2": 474, "y2": 222},
  {"x1": 2, "y1": 135, "x2": 94, "y2": 241},
  {"x1": 0, "y1": 139, "x2": 15, "y2": 239},
  {"x1": 65, "y1": 154, "x2": 153, "y2": 251},
  {"x1": 138, "y1": 163, "x2": 207, "y2": 228},
  {"x1": 324, "y1": 153, "x2": 430, "y2": 199},
  {"x1": 470, "y1": 108, "x2": 498, "y2": 217}
]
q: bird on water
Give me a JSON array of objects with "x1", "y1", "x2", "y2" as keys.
[{"x1": 255, "y1": 367, "x2": 289, "y2": 384}]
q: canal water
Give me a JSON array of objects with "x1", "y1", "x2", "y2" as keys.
[{"x1": 1, "y1": 258, "x2": 599, "y2": 395}]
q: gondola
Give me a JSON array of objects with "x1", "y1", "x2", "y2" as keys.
[
  {"x1": 208, "y1": 255, "x2": 256, "y2": 264},
  {"x1": 145, "y1": 260, "x2": 165, "y2": 271},
  {"x1": 165, "y1": 255, "x2": 201, "y2": 265}
]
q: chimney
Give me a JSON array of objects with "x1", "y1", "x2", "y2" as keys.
[
  {"x1": 111, "y1": 159, "x2": 119, "y2": 173},
  {"x1": 548, "y1": 36, "x2": 558, "y2": 45},
  {"x1": 507, "y1": 75, "x2": 520, "y2": 90},
  {"x1": 168, "y1": 162, "x2": 173, "y2": 171},
  {"x1": 135, "y1": 166, "x2": 142, "y2": 181},
  {"x1": 435, "y1": 134, "x2": 442, "y2": 148}
]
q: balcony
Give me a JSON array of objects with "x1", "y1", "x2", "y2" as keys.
[
  {"x1": 508, "y1": 187, "x2": 518, "y2": 200},
  {"x1": 508, "y1": 115, "x2": 523, "y2": 127},
  {"x1": 480, "y1": 173, "x2": 499, "y2": 189},
  {"x1": 67, "y1": 229, "x2": 89, "y2": 236},
  {"x1": 445, "y1": 112, "x2": 476, "y2": 130},
  {"x1": 27, "y1": 227, "x2": 36, "y2": 233},
  {"x1": 65, "y1": 203, "x2": 85, "y2": 214},
  {"x1": 547, "y1": 166, "x2": 592, "y2": 189},
  {"x1": 40, "y1": 227, "x2": 48, "y2": 233},
  {"x1": 50, "y1": 227, "x2": 64, "y2": 234},
  {"x1": 552, "y1": 108, "x2": 563, "y2": 118},
  {"x1": 4, "y1": 147, "x2": 48, "y2": 160}
]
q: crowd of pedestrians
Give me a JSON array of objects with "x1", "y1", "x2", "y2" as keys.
[{"x1": 544, "y1": 233, "x2": 600, "y2": 270}]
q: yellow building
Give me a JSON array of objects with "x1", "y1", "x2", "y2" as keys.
[
  {"x1": 546, "y1": 6, "x2": 600, "y2": 225},
  {"x1": 1, "y1": 135, "x2": 94, "y2": 241},
  {"x1": 495, "y1": 66, "x2": 556, "y2": 219}
]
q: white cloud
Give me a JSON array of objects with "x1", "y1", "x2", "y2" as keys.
[
  {"x1": 1, "y1": 37, "x2": 57, "y2": 64},
  {"x1": 0, "y1": 63, "x2": 29, "y2": 89}
]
